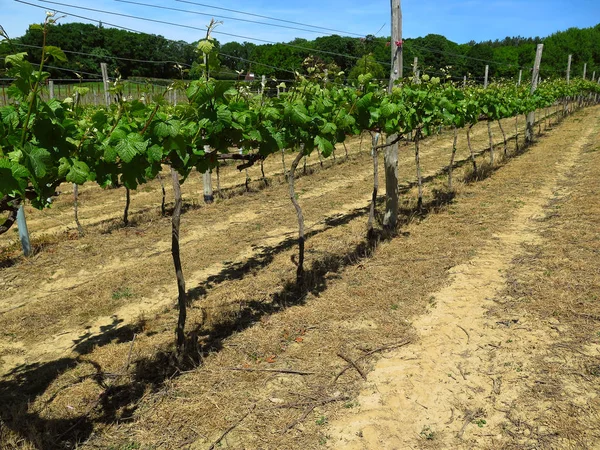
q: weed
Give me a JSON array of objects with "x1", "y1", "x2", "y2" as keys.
[
  {"x1": 316, "y1": 416, "x2": 328, "y2": 426},
  {"x1": 112, "y1": 287, "x2": 133, "y2": 300},
  {"x1": 420, "y1": 425, "x2": 435, "y2": 440},
  {"x1": 318, "y1": 435, "x2": 330, "y2": 445},
  {"x1": 474, "y1": 419, "x2": 487, "y2": 428}
]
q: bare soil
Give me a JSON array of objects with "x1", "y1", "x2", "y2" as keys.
[{"x1": 1, "y1": 106, "x2": 596, "y2": 449}]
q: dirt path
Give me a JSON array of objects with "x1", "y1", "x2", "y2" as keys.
[{"x1": 326, "y1": 111, "x2": 599, "y2": 448}]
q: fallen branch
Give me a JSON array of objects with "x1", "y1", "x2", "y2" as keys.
[
  {"x1": 224, "y1": 367, "x2": 315, "y2": 376},
  {"x1": 273, "y1": 395, "x2": 350, "y2": 411},
  {"x1": 281, "y1": 396, "x2": 349, "y2": 433},
  {"x1": 282, "y1": 404, "x2": 315, "y2": 434},
  {"x1": 208, "y1": 404, "x2": 256, "y2": 450},
  {"x1": 335, "y1": 353, "x2": 367, "y2": 381},
  {"x1": 457, "y1": 325, "x2": 470, "y2": 344},
  {"x1": 334, "y1": 339, "x2": 412, "y2": 383},
  {"x1": 457, "y1": 410, "x2": 475, "y2": 439}
]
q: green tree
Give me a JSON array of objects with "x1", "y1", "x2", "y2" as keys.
[{"x1": 348, "y1": 54, "x2": 386, "y2": 81}]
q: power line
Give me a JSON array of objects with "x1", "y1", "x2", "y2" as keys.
[
  {"x1": 18, "y1": 0, "x2": 392, "y2": 66},
  {"x1": 219, "y1": 53, "x2": 296, "y2": 75},
  {"x1": 16, "y1": 1, "x2": 312, "y2": 77},
  {"x1": 15, "y1": 43, "x2": 193, "y2": 66},
  {"x1": 114, "y1": 0, "x2": 335, "y2": 36},
  {"x1": 37, "y1": 63, "x2": 104, "y2": 78},
  {"x1": 174, "y1": 0, "x2": 365, "y2": 37},
  {"x1": 17, "y1": 0, "x2": 540, "y2": 79},
  {"x1": 405, "y1": 42, "x2": 526, "y2": 70}
]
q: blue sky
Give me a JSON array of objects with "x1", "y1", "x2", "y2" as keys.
[{"x1": 2, "y1": 0, "x2": 599, "y2": 45}]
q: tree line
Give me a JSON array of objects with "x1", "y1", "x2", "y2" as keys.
[{"x1": 1, "y1": 21, "x2": 598, "y2": 82}]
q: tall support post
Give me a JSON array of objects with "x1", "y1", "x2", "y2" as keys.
[
  {"x1": 260, "y1": 75, "x2": 266, "y2": 95},
  {"x1": 484, "y1": 65, "x2": 494, "y2": 163},
  {"x1": 583, "y1": 63, "x2": 587, "y2": 80},
  {"x1": 518, "y1": 69, "x2": 522, "y2": 86},
  {"x1": 463, "y1": 75, "x2": 466, "y2": 88},
  {"x1": 100, "y1": 62, "x2": 110, "y2": 106},
  {"x1": 592, "y1": 71, "x2": 596, "y2": 82},
  {"x1": 484, "y1": 65, "x2": 489, "y2": 88},
  {"x1": 413, "y1": 57, "x2": 418, "y2": 83},
  {"x1": 526, "y1": 44, "x2": 544, "y2": 144},
  {"x1": 566, "y1": 54, "x2": 572, "y2": 83},
  {"x1": 17, "y1": 204, "x2": 32, "y2": 257},
  {"x1": 49, "y1": 80, "x2": 54, "y2": 99},
  {"x1": 383, "y1": 0, "x2": 402, "y2": 230},
  {"x1": 202, "y1": 145, "x2": 214, "y2": 204}
]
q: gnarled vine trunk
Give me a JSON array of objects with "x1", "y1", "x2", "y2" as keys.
[
  {"x1": 497, "y1": 119, "x2": 507, "y2": 157},
  {"x1": 487, "y1": 120, "x2": 494, "y2": 165},
  {"x1": 467, "y1": 124, "x2": 477, "y2": 173},
  {"x1": 170, "y1": 168, "x2": 187, "y2": 351},
  {"x1": 367, "y1": 132, "x2": 380, "y2": 237},
  {"x1": 158, "y1": 173, "x2": 167, "y2": 216},
  {"x1": 73, "y1": 183, "x2": 84, "y2": 236},
  {"x1": 448, "y1": 126, "x2": 458, "y2": 190},
  {"x1": 123, "y1": 186, "x2": 130, "y2": 226},
  {"x1": 289, "y1": 150, "x2": 306, "y2": 286},
  {"x1": 415, "y1": 129, "x2": 423, "y2": 211}
]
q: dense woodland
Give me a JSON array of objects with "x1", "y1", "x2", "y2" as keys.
[{"x1": 1, "y1": 21, "x2": 599, "y2": 82}]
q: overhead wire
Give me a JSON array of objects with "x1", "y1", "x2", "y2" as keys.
[
  {"x1": 114, "y1": 0, "x2": 336, "y2": 36},
  {"x1": 15, "y1": 0, "x2": 540, "y2": 80},
  {"x1": 174, "y1": 0, "x2": 365, "y2": 37},
  {"x1": 17, "y1": 0, "x2": 393, "y2": 66},
  {"x1": 15, "y1": 43, "x2": 193, "y2": 66}
]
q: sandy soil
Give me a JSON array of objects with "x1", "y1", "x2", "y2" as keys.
[{"x1": 327, "y1": 108, "x2": 599, "y2": 449}]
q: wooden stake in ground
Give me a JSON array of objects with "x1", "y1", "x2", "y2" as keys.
[
  {"x1": 367, "y1": 132, "x2": 380, "y2": 237},
  {"x1": 203, "y1": 145, "x2": 214, "y2": 203},
  {"x1": 484, "y1": 65, "x2": 495, "y2": 165},
  {"x1": 515, "y1": 115, "x2": 520, "y2": 151},
  {"x1": 156, "y1": 173, "x2": 167, "y2": 216},
  {"x1": 123, "y1": 186, "x2": 131, "y2": 226},
  {"x1": 566, "y1": 54, "x2": 572, "y2": 84},
  {"x1": 16, "y1": 204, "x2": 31, "y2": 257},
  {"x1": 526, "y1": 44, "x2": 544, "y2": 144},
  {"x1": 466, "y1": 124, "x2": 477, "y2": 173},
  {"x1": 448, "y1": 126, "x2": 458, "y2": 190},
  {"x1": 415, "y1": 128, "x2": 423, "y2": 210},
  {"x1": 289, "y1": 150, "x2": 306, "y2": 286},
  {"x1": 73, "y1": 184, "x2": 84, "y2": 236},
  {"x1": 383, "y1": 0, "x2": 402, "y2": 230},
  {"x1": 170, "y1": 168, "x2": 187, "y2": 350},
  {"x1": 100, "y1": 62, "x2": 110, "y2": 107},
  {"x1": 497, "y1": 119, "x2": 507, "y2": 156}
]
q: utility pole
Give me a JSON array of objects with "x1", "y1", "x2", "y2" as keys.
[
  {"x1": 526, "y1": 44, "x2": 543, "y2": 144},
  {"x1": 413, "y1": 57, "x2": 418, "y2": 83},
  {"x1": 383, "y1": 0, "x2": 402, "y2": 230},
  {"x1": 566, "y1": 54, "x2": 572, "y2": 84},
  {"x1": 101, "y1": 62, "x2": 110, "y2": 107},
  {"x1": 484, "y1": 65, "x2": 489, "y2": 88}
]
